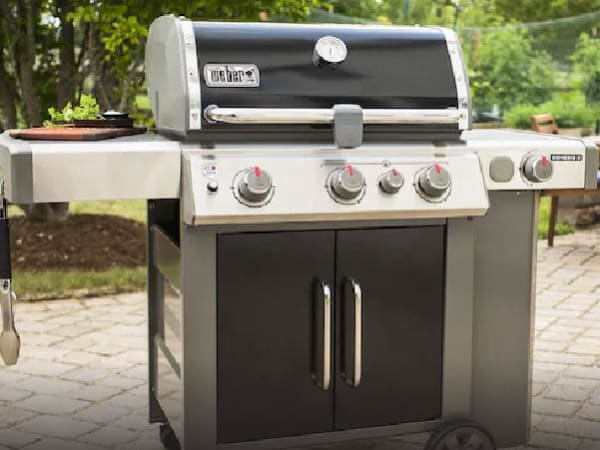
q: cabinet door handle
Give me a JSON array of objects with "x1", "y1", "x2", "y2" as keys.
[
  {"x1": 349, "y1": 278, "x2": 362, "y2": 387},
  {"x1": 313, "y1": 280, "x2": 332, "y2": 391},
  {"x1": 342, "y1": 277, "x2": 362, "y2": 388}
]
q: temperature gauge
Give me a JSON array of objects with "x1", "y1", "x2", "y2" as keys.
[{"x1": 313, "y1": 36, "x2": 348, "y2": 66}]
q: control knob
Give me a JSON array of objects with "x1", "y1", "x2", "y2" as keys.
[
  {"x1": 330, "y1": 165, "x2": 365, "y2": 201},
  {"x1": 237, "y1": 166, "x2": 273, "y2": 203},
  {"x1": 522, "y1": 154, "x2": 553, "y2": 183},
  {"x1": 379, "y1": 169, "x2": 404, "y2": 194},
  {"x1": 418, "y1": 164, "x2": 451, "y2": 198}
]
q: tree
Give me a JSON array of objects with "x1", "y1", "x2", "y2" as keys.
[
  {"x1": 0, "y1": 0, "x2": 45, "y2": 127},
  {"x1": 328, "y1": 0, "x2": 383, "y2": 20},
  {"x1": 0, "y1": 25, "x2": 18, "y2": 130},
  {"x1": 468, "y1": 29, "x2": 556, "y2": 112},
  {"x1": 572, "y1": 33, "x2": 600, "y2": 105},
  {"x1": 77, "y1": 0, "x2": 322, "y2": 112},
  {"x1": 494, "y1": 0, "x2": 600, "y2": 23}
]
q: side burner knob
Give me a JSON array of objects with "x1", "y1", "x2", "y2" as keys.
[
  {"x1": 330, "y1": 165, "x2": 365, "y2": 201},
  {"x1": 238, "y1": 166, "x2": 273, "y2": 203},
  {"x1": 379, "y1": 169, "x2": 404, "y2": 194},
  {"x1": 522, "y1": 154, "x2": 553, "y2": 183},
  {"x1": 418, "y1": 164, "x2": 451, "y2": 198}
]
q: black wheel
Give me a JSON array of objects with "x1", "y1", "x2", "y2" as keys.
[
  {"x1": 426, "y1": 419, "x2": 496, "y2": 450},
  {"x1": 160, "y1": 423, "x2": 181, "y2": 450}
]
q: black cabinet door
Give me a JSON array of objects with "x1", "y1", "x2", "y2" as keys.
[
  {"x1": 335, "y1": 227, "x2": 445, "y2": 430},
  {"x1": 217, "y1": 231, "x2": 335, "y2": 443}
]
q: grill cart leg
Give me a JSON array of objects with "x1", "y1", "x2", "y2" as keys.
[
  {"x1": 0, "y1": 180, "x2": 20, "y2": 366},
  {"x1": 426, "y1": 419, "x2": 496, "y2": 450}
]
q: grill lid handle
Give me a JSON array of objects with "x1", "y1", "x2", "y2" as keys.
[
  {"x1": 333, "y1": 104, "x2": 363, "y2": 149},
  {"x1": 204, "y1": 105, "x2": 464, "y2": 126}
]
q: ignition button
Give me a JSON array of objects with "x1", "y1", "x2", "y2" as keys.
[{"x1": 207, "y1": 180, "x2": 219, "y2": 193}]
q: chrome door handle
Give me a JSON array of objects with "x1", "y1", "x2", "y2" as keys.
[
  {"x1": 321, "y1": 281, "x2": 332, "y2": 391},
  {"x1": 313, "y1": 280, "x2": 332, "y2": 391},
  {"x1": 346, "y1": 278, "x2": 362, "y2": 388}
]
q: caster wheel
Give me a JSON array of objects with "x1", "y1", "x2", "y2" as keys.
[
  {"x1": 160, "y1": 423, "x2": 181, "y2": 450},
  {"x1": 426, "y1": 420, "x2": 496, "y2": 450}
]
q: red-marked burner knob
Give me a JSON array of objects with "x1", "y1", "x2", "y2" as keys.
[
  {"x1": 522, "y1": 154, "x2": 553, "y2": 183},
  {"x1": 238, "y1": 166, "x2": 273, "y2": 203},
  {"x1": 418, "y1": 164, "x2": 451, "y2": 198},
  {"x1": 379, "y1": 169, "x2": 404, "y2": 194},
  {"x1": 330, "y1": 165, "x2": 365, "y2": 201}
]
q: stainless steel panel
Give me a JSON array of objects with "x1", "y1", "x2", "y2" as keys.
[
  {"x1": 180, "y1": 226, "x2": 217, "y2": 450},
  {"x1": 471, "y1": 191, "x2": 537, "y2": 447},
  {"x1": 181, "y1": 20, "x2": 202, "y2": 130},
  {"x1": 463, "y1": 129, "x2": 589, "y2": 191},
  {"x1": 157, "y1": 340, "x2": 184, "y2": 444},
  {"x1": 146, "y1": 15, "x2": 198, "y2": 135},
  {"x1": 163, "y1": 281, "x2": 182, "y2": 370},
  {"x1": 584, "y1": 142, "x2": 599, "y2": 190},
  {"x1": 430, "y1": 27, "x2": 471, "y2": 130},
  {"x1": 442, "y1": 218, "x2": 474, "y2": 419},
  {"x1": 0, "y1": 132, "x2": 181, "y2": 203},
  {"x1": 183, "y1": 151, "x2": 489, "y2": 225},
  {"x1": 1, "y1": 129, "x2": 590, "y2": 204},
  {"x1": 0, "y1": 136, "x2": 33, "y2": 204},
  {"x1": 153, "y1": 226, "x2": 181, "y2": 292}
]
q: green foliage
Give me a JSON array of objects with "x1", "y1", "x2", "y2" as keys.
[
  {"x1": 43, "y1": 94, "x2": 100, "y2": 127},
  {"x1": 538, "y1": 197, "x2": 574, "y2": 239},
  {"x1": 328, "y1": 0, "x2": 383, "y2": 20},
  {"x1": 504, "y1": 91, "x2": 599, "y2": 129},
  {"x1": 572, "y1": 33, "x2": 600, "y2": 104},
  {"x1": 69, "y1": 5, "x2": 148, "y2": 84},
  {"x1": 66, "y1": 0, "x2": 322, "y2": 118},
  {"x1": 494, "y1": 0, "x2": 600, "y2": 22},
  {"x1": 468, "y1": 29, "x2": 556, "y2": 112},
  {"x1": 13, "y1": 267, "x2": 147, "y2": 301},
  {"x1": 9, "y1": 199, "x2": 147, "y2": 223}
]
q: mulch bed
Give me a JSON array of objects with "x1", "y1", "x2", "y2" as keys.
[{"x1": 9, "y1": 214, "x2": 146, "y2": 271}]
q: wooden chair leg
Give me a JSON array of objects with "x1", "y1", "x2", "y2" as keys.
[{"x1": 548, "y1": 196, "x2": 559, "y2": 247}]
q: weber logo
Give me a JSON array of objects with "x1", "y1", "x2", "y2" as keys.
[
  {"x1": 551, "y1": 154, "x2": 583, "y2": 162},
  {"x1": 203, "y1": 64, "x2": 260, "y2": 87}
]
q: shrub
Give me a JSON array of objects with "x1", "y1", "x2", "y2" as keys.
[
  {"x1": 504, "y1": 91, "x2": 599, "y2": 129},
  {"x1": 468, "y1": 28, "x2": 556, "y2": 113},
  {"x1": 572, "y1": 33, "x2": 600, "y2": 105}
]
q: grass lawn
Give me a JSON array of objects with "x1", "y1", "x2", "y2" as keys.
[
  {"x1": 538, "y1": 196, "x2": 575, "y2": 240},
  {"x1": 8, "y1": 199, "x2": 146, "y2": 223},
  {"x1": 11, "y1": 200, "x2": 147, "y2": 301},
  {"x1": 14, "y1": 267, "x2": 147, "y2": 301}
]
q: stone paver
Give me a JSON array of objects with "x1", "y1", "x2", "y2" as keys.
[{"x1": 0, "y1": 227, "x2": 599, "y2": 449}]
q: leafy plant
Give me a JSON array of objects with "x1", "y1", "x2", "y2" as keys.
[
  {"x1": 44, "y1": 94, "x2": 101, "y2": 127},
  {"x1": 467, "y1": 28, "x2": 556, "y2": 113},
  {"x1": 504, "y1": 91, "x2": 599, "y2": 129},
  {"x1": 572, "y1": 33, "x2": 600, "y2": 105}
]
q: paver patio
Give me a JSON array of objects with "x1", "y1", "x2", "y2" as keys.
[{"x1": 0, "y1": 227, "x2": 599, "y2": 450}]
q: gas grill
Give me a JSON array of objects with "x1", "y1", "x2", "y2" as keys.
[{"x1": 1, "y1": 14, "x2": 598, "y2": 450}]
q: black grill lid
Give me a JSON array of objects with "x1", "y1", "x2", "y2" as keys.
[
  {"x1": 195, "y1": 22, "x2": 458, "y2": 111},
  {"x1": 146, "y1": 17, "x2": 470, "y2": 142}
]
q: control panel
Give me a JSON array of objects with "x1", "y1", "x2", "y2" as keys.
[
  {"x1": 463, "y1": 130, "x2": 590, "y2": 191},
  {"x1": 183, "y1": 153, "x2": 489, "y2": 225}
]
